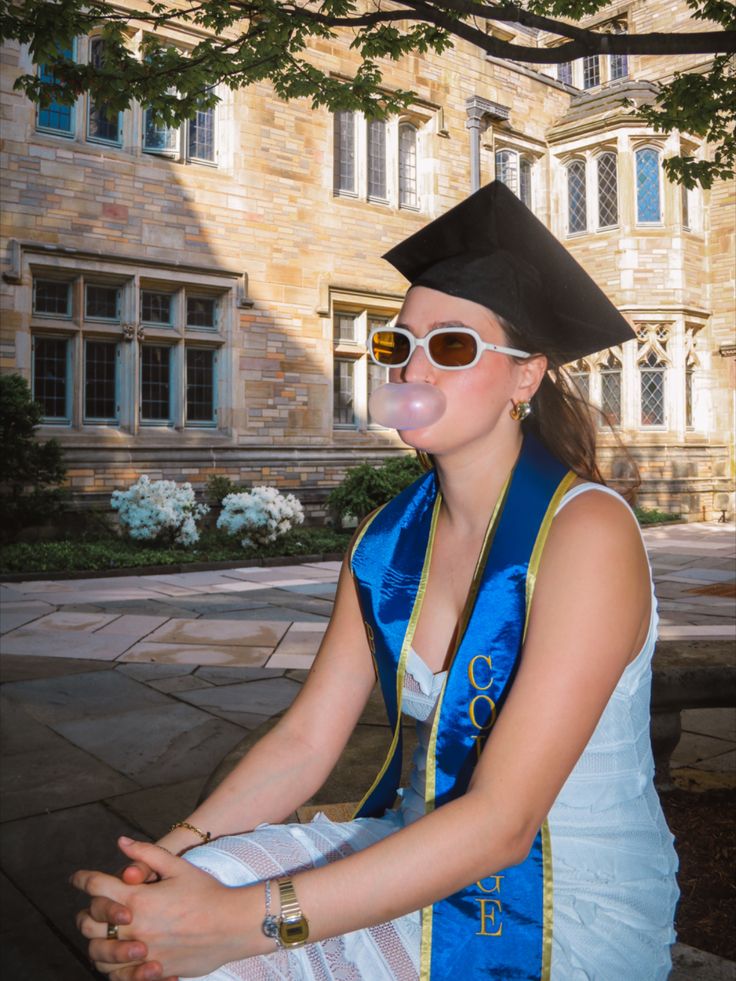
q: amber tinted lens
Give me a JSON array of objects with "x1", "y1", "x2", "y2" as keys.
[
  {"x1": 371, "y1": 330, "x2": 411, "y2": 365},
  {"x1": 428, "y1": 331, "x2": 477, "y2": 367}
]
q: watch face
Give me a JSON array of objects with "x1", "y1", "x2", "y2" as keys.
[
  {"x1": 279, "y1": 917, "x2": 310, "y2": 947},
  {"x1": 262, "y1": 915, "x2": 280, "y2": 940}
]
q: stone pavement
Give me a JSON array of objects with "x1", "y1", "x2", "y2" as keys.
[{"x1": 1, "y1": 523, "x2": 734, "y2": 979}]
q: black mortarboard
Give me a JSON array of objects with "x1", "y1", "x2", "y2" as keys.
[{"x1": 383, "y1": 181, "x2": 634, "y2": 360}]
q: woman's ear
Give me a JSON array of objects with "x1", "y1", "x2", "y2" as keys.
[{"x1": 515, "y1": 354, "x2": 547, "y2": 402}]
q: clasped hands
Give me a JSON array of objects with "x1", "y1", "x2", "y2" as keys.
[{"x1": 72, "y1": 836, "x2": 248, "y2": 981}]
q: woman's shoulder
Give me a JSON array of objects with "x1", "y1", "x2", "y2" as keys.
[{"x1": 547, "y1": 479, "x2": 646, "y2": 569}]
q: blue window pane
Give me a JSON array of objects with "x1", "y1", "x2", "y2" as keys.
[
  {"x1": 37, "y1": 49, "x2": 74, "y2": 134},
  {"x1": 87, "y1": 39, "x2": 122, "y2": 144},
  {"x1": 583, "y1": 55, "x2": 600, "y2": 89},
  {"x1": 636, "y1": 148, "x2": 661, "y2": 222}
]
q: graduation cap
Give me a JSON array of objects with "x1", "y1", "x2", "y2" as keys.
[{"x1": 383, "y1": 181, "x2": 634, "y2": 361}]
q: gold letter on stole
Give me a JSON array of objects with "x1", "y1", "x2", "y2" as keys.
[
  {"x1": 468, "y1": 654, "x2": 493, "y2": 691},
  {"x1": 475, "y1": 898, "x2": 503, "y2": 937}
]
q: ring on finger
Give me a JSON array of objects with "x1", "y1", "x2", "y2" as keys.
[{"x1": 106, "y1": 922, "x2": 119, "y2": 940}]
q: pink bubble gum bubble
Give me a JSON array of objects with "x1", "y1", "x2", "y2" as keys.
[{"x1": 368, "y1": 383, "x2": 446, "y2": 430}]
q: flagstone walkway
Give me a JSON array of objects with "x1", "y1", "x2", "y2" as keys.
[{"x1": 0, "y1": 523, "x2": 734, "y2": 979}]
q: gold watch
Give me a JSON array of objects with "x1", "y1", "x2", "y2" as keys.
[{"x1": 276, "y1": 877, "x2": 310, "y2": 948}]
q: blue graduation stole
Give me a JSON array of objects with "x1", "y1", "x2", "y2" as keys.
[{"x1": 350, "y1": 435, "x2": 575, "y2": 980}]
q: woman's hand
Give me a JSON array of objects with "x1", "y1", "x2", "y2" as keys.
[{"x1": 72, "y1": 836, "x2": 253, "y2": 981}]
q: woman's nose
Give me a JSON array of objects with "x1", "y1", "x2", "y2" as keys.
[{"x1": 400, "y1": 345, "x2": 433, "y2": 383}]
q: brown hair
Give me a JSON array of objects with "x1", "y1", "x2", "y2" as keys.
[{"x1": 498, "y1": 315, "x2": 640, "y2": 500}]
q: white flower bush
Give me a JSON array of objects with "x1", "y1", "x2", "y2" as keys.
[
  {"x1": 111, "y1": 475, "x2": 209, "y2": 546},
  {"x1": 217, "y1": 485, "x2": 304, "y2": 548}
]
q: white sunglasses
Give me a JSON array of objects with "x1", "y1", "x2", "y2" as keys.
[{"x1": 367, "y1": 325, "x2": 531, "y2": 371}]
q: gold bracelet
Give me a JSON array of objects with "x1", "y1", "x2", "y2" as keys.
[{"x1": 170, "y1": 820, "x2": 211, "y2": 844}]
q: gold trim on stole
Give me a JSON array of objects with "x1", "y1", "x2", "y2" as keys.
[
  {"x1": 524, "y1": 469, "x2": 576, "y2": 981},
  {"x1": 351, "y1": 494, "x2": 443, "y2": 819}
]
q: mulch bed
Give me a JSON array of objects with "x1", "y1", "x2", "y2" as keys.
[{"x1": 660, "y1": 788, "x2": 736, "y2": 961}]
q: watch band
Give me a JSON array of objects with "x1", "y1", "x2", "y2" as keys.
[
  {"x1": 261, "y1": 879, "x2": 281, "y2": 946},
  {"x1": 277, "y1": 877, "x2": 310, "y2": 947}
]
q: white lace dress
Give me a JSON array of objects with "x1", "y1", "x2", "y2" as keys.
[{"x1": 184, "y1": 484, "x2": 678, "y2": 980}]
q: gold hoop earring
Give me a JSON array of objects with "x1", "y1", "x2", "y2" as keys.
[
  {"x1": 510, "y1": 400, "x2": 532, "y2": 422},
  {"x1": 416, "y1": 450, "x2": 434, "y2": 471}
]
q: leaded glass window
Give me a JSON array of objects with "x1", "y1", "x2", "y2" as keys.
[
  {"x1": 583, "y1": 55, "x2": 600, "y2": 89},
  {"x1": 33, "y1": 336, "x2": 69, "y2": 420},
  {"x1": 597, "y1": 152, "x2": 618, "y2": 227},
  {"x1": 188, "y1": 106, "x2": 215, "y2": 162},
  {"x1": 333, "y1": 358, "x2": 355, "y2": 426},
  {"x1": 37, "y1": 47, "x2": 74, "y2": 134},
  {"x1": 496, "y1": 149, "x2": 518, "y2": 195},
  {"x1": 85, "y1": 284, "x2": 121, "y2": 322},
  {"x1": 87, "y1": 40, "x2": 122, "y2": 145},
  {"x1": 186, "y1": 348, "x2": 215, "y2": 423},
  {"x1": 569, "y1": 365, "x2": 590, "y2": 401},
  {"x1": 367, "y1": 119, "x2": 387, "y2": 200},
  {"x1": 600, "y1": 353, "x2": 622, "y2": 427},
  {"x1": 399, "y1": 124, "x2": 418, "y2": 209},
  {"x1": 143, "y1": 108, "x2": 178, "y2": 153},
  {"x1": 187, "y1": 296, "x2": 217, "y2": 330},
  {"x1": 519, "y1": 158, "x2": 533, "y2": 209},
  {"x1": 334, "y1": 111, "x2": 356, "y2": 193},
  {"x1": 557, "y1": 61, "x2": 572, "y2": 85},
  {"x1": 141, "y1": 346, "x2": 171, "y2": 422},
  {"x1": 567, "y1": 160, "x2": 587, "y2": 234},
  {"x1": 640, "y1": 350, "x2": 666, "y2": 427},
  {"x1": 34, "y1": 280, "x2": 72, "y2": 317},
  {"x1": 636, "y1": 148, "x2": 661, "y2": 223},
  {"x1": 141, "y1": 291, "x2": 173, "y2": 326},
  {"x1": 84, "y1": 340, "x2": 118, "y2": 421}
]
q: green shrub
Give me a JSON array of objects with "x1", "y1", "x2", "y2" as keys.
[
  {"x1": 206, "y1": 474, "x2": 241, "y2": 506},
  {"x1": 0, "y1": 526, "x2": 352, "y2": 575},
  {"x1": 327, "y1": 455, "x2": 425, "y2": 525},
  {"x1": 0, "y1": 374, "x2": 67, "y2": 540},
  {"x1": 634, "y1": 506, "x2": 682, "y2": 525}
]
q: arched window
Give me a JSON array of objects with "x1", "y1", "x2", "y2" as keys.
[
  {"x1": 597, "y1": 152, "x2": 618, "y2": 228},
  {"x1": 599, "y1": 351, "x2": 622, "y2": 427},
  {"x1": 367, "y1": 119, "x2": 387, "y2": 200},
  {"x1": 636, "y1": 148, "x2": 661, "y2": 223},
  {"x1": 567, "y1": 160, "x2": 587, "y2": 233},
  {"x1": 568, "y1": 360, "x2": 590, "y2": 401},
  {"x1": 399, "y1": 123, "x2": 418, "y2": 208}
]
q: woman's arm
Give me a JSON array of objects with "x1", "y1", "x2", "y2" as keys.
[
  {"x1": 156, "y1": 559, "x2": 379, "y2": 856},
  {"x1": 77, "y1": 491, "x2": 652, "y2": 979}
]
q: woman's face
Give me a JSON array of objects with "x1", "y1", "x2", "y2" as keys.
[{"x1": 388, "y1": 286, "x2": 544, "y2": 458}]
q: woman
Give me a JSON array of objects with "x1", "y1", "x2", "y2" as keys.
[{"x1": 73, "y1": 182, "x2": 678, "y2": 981}]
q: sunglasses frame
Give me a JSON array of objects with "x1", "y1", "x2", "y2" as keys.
[{"x1": 367, "y1": 325, "x2": 531, "y2": 371}]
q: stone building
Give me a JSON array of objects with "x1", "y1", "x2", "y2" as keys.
[{"x1": 1, "y1": 0, "x2": 733, "y2": 520}]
